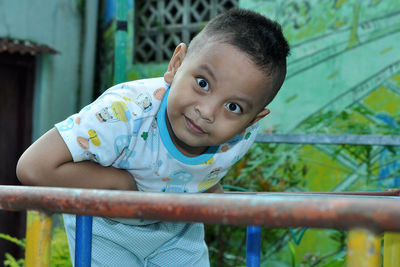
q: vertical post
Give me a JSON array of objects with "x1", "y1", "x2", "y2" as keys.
[
  {"x1": 383, "y1": 232, "x2": 400, "y2": 267},
  {"x1": 25, "y1": 210, "x2": 52, "y2": 267},
  {"x1": 347, "y1": 228, "x2": 381, "y2": 267},
  {"x1": 114, "y1": 0, "x2": 128, "y2": 84},
  {"x1": 75, "y1": 215, "x2": 93, "y2": 267},
  {"x1": 246, "y1": 225, "x2": 261, "y2": 267}
]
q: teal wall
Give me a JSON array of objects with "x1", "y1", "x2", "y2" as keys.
[
  {"x1": 96, "y1": 0, "x2": 169, "y2": 93},
  {"x1": 0, "y1": 0, "x2": 98, "y2": 139}
]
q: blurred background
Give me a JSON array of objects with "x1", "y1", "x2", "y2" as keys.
[{"x1": 1, "y1": 0, "x2": 399, "y2": 266}]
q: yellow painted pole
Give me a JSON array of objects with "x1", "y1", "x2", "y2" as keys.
[
  {"x1": 383, "y1": 232, "x2": 400, "y2": 267},
  {"x1": 25, "y1": 210, "x2": 52, "y2": 267},
  {"x1": 347, "y1": 228, "x2": 381, "y2": 267}
]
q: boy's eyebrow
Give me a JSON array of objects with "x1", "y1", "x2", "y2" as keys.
[
  {"x1": 199, "y1": 64, "x2": 216, "y2": 81},
  {"x1": 234, "y1": 97, "x2": 253, "y2": 110}
]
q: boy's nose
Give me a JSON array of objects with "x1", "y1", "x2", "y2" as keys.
[{"x1": 195, "y1": 99, "x2": 217, "y2": 123}]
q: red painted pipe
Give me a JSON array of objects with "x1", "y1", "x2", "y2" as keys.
[{"x1": 0, "y1": 186, "x2": 399, "y2": 233}]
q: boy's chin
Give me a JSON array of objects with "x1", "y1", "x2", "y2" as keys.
[{"x1": 174, "y1": 137, "x2": 211, "y2": 155}]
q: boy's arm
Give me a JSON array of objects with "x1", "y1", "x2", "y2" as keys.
[
  {"x1": 17, "y1": 128, "x2": 137, "y2": 191},
  {"x1": 203, "y1": 183, "x2": 224, "y2": 193}
]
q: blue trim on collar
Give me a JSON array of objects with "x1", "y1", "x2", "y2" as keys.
[{"x1": 157, "y1": 88, "x2": 218, "y2": 165}]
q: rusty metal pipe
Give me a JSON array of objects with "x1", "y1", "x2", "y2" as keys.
[
  {"x1": 226, "y1": 189, "x2": 400, "y2": 196},
  {"x1": 0, "y1": 186, "x2": 399, "y2": 233}
]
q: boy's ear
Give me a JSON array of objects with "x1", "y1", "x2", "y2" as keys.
[
  {"x1": 164, "y1": 43, "x2": 187, "y2": 84},
  {"x1": 247, "y1": 108, "x2": 270, "y2": 127}
]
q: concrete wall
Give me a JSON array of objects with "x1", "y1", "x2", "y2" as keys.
[{"x1": 0, "y1": 0, "x2": 98, "y2": 139}]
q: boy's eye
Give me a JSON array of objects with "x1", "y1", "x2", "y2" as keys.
[
  {"x1": 196, "y1": 78, "x2": 209, "y2": 90},
  {"x1": 225, "y1": 102, "x2": 242, "y2": 114}
]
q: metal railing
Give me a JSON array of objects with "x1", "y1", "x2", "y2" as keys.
[{"x1": 1, "y1": 186, "x2": 400, "y2": 266}]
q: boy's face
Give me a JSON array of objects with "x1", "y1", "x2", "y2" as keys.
[{"x1": 164, "y1": 41, "x2": 272, "y2": 156}]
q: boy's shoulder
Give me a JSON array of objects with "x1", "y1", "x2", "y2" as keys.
[
  {"x1": 106, "y1": 77, "x2": 168, "y2": 98},
  {"x1": 94, "y1": 77, "x2": 169, "y2": 116}
]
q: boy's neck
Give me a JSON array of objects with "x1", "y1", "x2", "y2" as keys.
[{"x1": 164, "y1": 111, "x2": 209, "y2": 157}]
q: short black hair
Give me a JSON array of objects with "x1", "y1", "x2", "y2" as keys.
[{"x1": 188, "y1": 8, "x2": 290, "y2": 105}]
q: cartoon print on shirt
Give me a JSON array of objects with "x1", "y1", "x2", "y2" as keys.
[
  {"x1": 141, "y1": 132, "x2": 149, "y2": 141},
  {"x1": 76, "y1": 129, "x2": 101, "y2": 149},
  {"x1": 198, "y1": 177, "x2": 219, "y2": 191},
  {"x1": 153, "y1": 87, "x2": 166, "y2": 101},
  {"x1": 198, "y1": 167, "x2": 223, "y2": 191},
  {"x1": 201, "y1": 157, "x2": 214, "y2": 165},
  {"x1": 221, "y1": 134, "x2": 244, "y2": 152},
  {"x1": 208, "y1": 167, "x2": 223, "y2": 179},
  {"x1": 74, "y1": 117, "x2": 81, "y2": 125},
  {"x1": 161, "y1": 169, "x2": 194, "y2": 193},
  {"x1": 114, "y1": 135, "x2": 135, "y2": 168},
  {"x1": 57, "y1": 117, "x2": 75, "y2": 131},
  {"x1": 88, "y1": 129, "x2": 101, "y2": 146},
  {"x1": 96, "y1": 101, "x2": 132, "y2": 123},
  {"x1": 135, "y1": 92, "x2": 153, "y2": 112}
]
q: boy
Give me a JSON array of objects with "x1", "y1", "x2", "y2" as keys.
[{"x1": 17, "y1": 9, "x2": 289, "y2": 266}]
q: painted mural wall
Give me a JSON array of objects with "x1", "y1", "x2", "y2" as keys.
[
  {"x1": 244, "y1": 0, "x2": 400, "y2": 134},
  {"x1": 240, "y1": 0, "x2": 400, "y2": 191},
  {"x1": 97, "y1": 0, "x2": 400, "y2": 265},
  {"x1": 240, "y1": 0, "x2": 400, "y2": 265}
]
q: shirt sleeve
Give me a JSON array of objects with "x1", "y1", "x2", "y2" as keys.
[
  {"x1": 228, "y1": 122, "x2": 259, "y2": 166},
  {"x1": 55, "y1": 84, "x2": 143, "y2": 167}
]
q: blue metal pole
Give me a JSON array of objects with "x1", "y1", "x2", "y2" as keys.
[
  {"x1": 75, "y1": 215, "x2": 93, "y2": 267},
  {"x1": 246, "y1": 225, "x2": 261, "y2": 267}
]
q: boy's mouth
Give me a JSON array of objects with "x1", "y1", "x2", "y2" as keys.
[{"x1": 184, "y1": 116, "x2": 206, "y2": 134}]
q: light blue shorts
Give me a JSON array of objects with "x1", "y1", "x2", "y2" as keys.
[{"x1": 63, "y1": 214, "x2": 210, "y2": 266}]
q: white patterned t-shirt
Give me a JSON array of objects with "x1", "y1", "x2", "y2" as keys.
[{"x1": 55, "y1": 77, "x2": 258, "y2": 194}]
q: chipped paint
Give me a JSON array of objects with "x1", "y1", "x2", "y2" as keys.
[
  {"x1": 347, "y1": 229, "x2": 381, "y2": 267},
  {"x1": 25, "y1": 210, "x2": 52, "y2": 267}
]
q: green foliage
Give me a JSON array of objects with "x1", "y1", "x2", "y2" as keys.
[
  {"x1": 0, "y1": 228, "x2": 72, "y2": 267},
  {"x1": 0, "y1": 234, "x2": 25, "y2": 249},
  {"x1": 3, "y1": 253, "x2": 24, "y2": 267},
  {"x1": 223, "y1": 142, "x2": 308, "y2": 193},
  {"x1": 50, "y1": 228, "x2": 72, "y2": 267},
  {"x1": 206, "y1": 141, "x2": 309, "y2": 266},
  {"x1": 0, "y1": 233, "x2": 24, "y2": 267}
]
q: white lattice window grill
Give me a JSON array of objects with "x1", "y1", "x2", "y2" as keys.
[{"x1": 134, "y1": 0, "x2": 238, "y2": 63}]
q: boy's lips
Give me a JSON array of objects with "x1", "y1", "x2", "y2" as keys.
[{"x1": 184, "y1": 116, "x2": 206, "y2": 134}]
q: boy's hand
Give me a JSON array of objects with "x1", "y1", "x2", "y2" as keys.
[{"x1": 17, "y1": 128, "x2": 137, "y2": 191}]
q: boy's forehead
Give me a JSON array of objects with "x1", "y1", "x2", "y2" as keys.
[{"x1": 186, "y1": 41, "x2": 251, "y2": 68}]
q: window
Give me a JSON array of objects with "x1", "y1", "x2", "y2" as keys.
[{"x1": 134, "y1": 0, "x2": 238, "y2": 63}]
